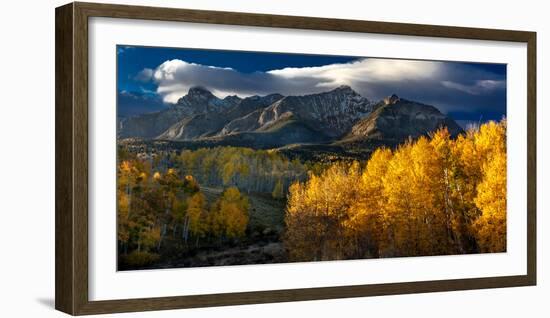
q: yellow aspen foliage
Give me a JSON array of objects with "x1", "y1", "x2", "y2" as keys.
[
  {"x1": 453, "y1": 131, "x2": 482, "y2": 185},
  {"x1": 220, "y1": 203, "x2": 248, "y2": 238},
  {"x1": 118, "y1": 160, "x2": 136, "y2": 192},
  {"x1": 285, "y1": 162, "x2": 361, "y2": 261},
  {"x1": 451, "y1": 131, "x2": 483, "y2": 227},
  {"x1": 285, "y1": 119, "x2": 507, "y2": 260},
  {"x1": 153, "y1": 171, "x2": 161, "y2": 181},
  {"x1": 429, "y1": 129, "x2": 464, "y2": 254},
  {"x1": 222, "y1": 161, "x2": 236, "y2": 185},
  {"x1": 473, "y1": 122, "x2": 507, "y2": 253},
  {"x1": 141, "y1": 226, "x2": 162, "y2": 251},
  {"x1": 284, "y1": 182, "x2": 315, "y2": 261},
  {"x1": 210, "y1": 187, "x2": 250, "y2": 239},
  {"x1": 379, "y1": 142, "x2": 412, "y2": 256},
  {"x1": 172, "y1": 198, "x2": 187, "y2": 226},
  {"x1": 380, "y1": 138, "x2": 447, "y2": 256},
  {"x1": 208, "y1": 203, "x2": 225, "y2": 238},
  {"x1": 186, "y1": 192, "x2": 209, "y2": 237},
  {"x1": 413, "y1": 135, "x2": 451, "y2": 254},
  {"x1": 117, "y1": 119, "x2": 507, "y2": 263},
  {"x1": 347, "y1": 148, "x2": 392, "y2": 257},
  {"x1": 474, "y1": 120, "x2": 506, "y2": 158},
  {"x1": 183, "y1": 175, "x2": 200, "y2": 193},
  {"x1": 117, "y1": 190, "x2": 130, "y2": 244}
]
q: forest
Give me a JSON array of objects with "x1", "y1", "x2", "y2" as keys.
[{"x1": 117, "y1": 120, "x2": 506, "y2": 269}]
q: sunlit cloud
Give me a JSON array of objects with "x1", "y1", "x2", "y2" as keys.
[{"x1": 141, "y1": 58, "x2": 505, "y2": 119}]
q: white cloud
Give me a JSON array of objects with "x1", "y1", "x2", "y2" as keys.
[
  {"x1": 269, "y1": 58, "x2": 442, "y2": 83},
  {"x1": 152, "y1": 60, "x2": 261, "y2": 103},
  {"x1": 148, "y1": 58, "x2": 447, "y2": 104}
]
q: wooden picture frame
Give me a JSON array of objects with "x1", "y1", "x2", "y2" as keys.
[{"x1": 55, "y1": 2, "x2": 536, "y2": 315}]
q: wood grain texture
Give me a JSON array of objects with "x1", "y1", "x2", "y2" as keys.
[
  {"x1": 74, "y1": 276, "x2": 534, "y2": 315},
  {"x1": 526, "y1": 32, "x2": 537, "y2": 286},
  {"x1": 55, "y1": 3, "x2": 75, "y2": 314},
  {"x1": 75, "y1": 1, "x2": 533, "y2": 42},
  {"x1": 73, "y1": 2, "x2": 90, "y2": 313},
  {"x1": 55, "y1": 2, "x2": 537, "y2": 315}
]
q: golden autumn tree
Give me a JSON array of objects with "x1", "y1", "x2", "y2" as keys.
[
  {"x1": 448, "y1": 130, "x2": 483, "y2": 252},
  {"x1": 284, "y1": 119, "x2": 507, "y2": 260},
  {"x1": 117, "y1": 159, "x2": 154, "y2": 254},
  {"x1": 117, "y1": 161, "x2": 135, "y2": 244},
  {"x1": 429, "y1": 128, "x2": 464, "y2": 254},
  {"x1": 472, "y1": 120, "x2": 507, "y2": 252},
  {"x1": 186, "y1": 192, "x2": 209, "y2": 244},
  {"x1": 210, "y1": 187, "x2": 250, "y2": 239},
  {"x1": 141, "y1": 225, "x2": 162, "y2": 251},
  {"x1": 347, "y1": 148, "x2": 392, "y2": 258},
  {"x1": 117, "y1": 190, "x2": 131, "y2": 254},
  {"x1": 448, "y1": 120, "x2": 507, "y2": 253},
  {"x1": 379, "y1": 141, "x2": 417, "y2": 256},
  {"x1": 171, "y1": 197, "x2": 187, "y2": 238},
  {"x1": 283, "y1": 181, "x2": 312, "y2": 260},
  {"x1": 153, "y1": 168, "x2": 179, "y2": 247},
  {"x1": 183, "y1": 175, "x2": 200, "y2": 193},
  {"x1": 413, "y1": 134, "x2": 451, "y2": 255},
  {"x1": 379, "y1": 138, "x2": 449, "y2": 257},
  {"x1": 285, "y1": 162, "x2": 361, "y2": 261}
]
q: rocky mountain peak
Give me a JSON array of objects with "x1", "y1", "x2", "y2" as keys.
[
  {"x1": 384, "y1": 94, "x2": 400, "y2": 105},
  {"x1": 246, "y1": 86, "x2": 374, "y2": 138},
  {"x1": 183, "y1": 86, "x2": 216, "y2": 102},
  {"x1": 174, "y1": 86, "x2": 236, "y2": 115},
  {"x1": 222, "y1": 95, "x2": 242, "y2": 108},
  {"x1": 330, "y1": 85, "x2": 359, "y2": 95},
  {"x1": 346, "y1": 97, "x2": 463, "y2": 144}
]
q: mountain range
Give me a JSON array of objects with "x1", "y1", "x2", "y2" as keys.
[{"x1": 118, "y1": 86, "x2": 462, "y2": 159}]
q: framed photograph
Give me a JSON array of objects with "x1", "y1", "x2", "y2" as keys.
[{"x1": 55, "y1": 2, "x2": 536, "y2": 315}]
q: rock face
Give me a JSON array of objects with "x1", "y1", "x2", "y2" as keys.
[
  {"x1": 118, "y1": 106, "x2": 190, "y2": 139},
  {"x1": 344, "y1": 94, "x2": 463, "y2": 144},
  {"x1": 158, "y1": 93, "x2": 284, "y2": 140},
  {"x1": 217, "y1": 85, "x2": 372, "y2": 138},
  {"x1": 118, "y1": 86, "x2": 242, "y2": 139},
  {"x1": 176, "y1": 86, "x2": 238, "y2": 114},
  {"x1": 118, "y1": 87, "x2": 463, "y2": 152},
  {"x1": 261, "y1": 86, "x2": 373, "y2": 137}
]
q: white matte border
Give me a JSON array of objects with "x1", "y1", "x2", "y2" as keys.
[{"x1": 89, "y1": 17, "x2": 527, "y2": 301}]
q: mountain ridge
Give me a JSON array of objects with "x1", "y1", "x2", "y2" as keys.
[
  {"x1": 342, "y1": 94, "x2": 463, "y2": 143},
  {"x1": 118, "y1": 86, "x2": 463, "y2": 157}
]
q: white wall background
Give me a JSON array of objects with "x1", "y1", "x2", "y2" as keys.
[{"x1": 0, "y1": 0, "x2": 547, "y2": 317}]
